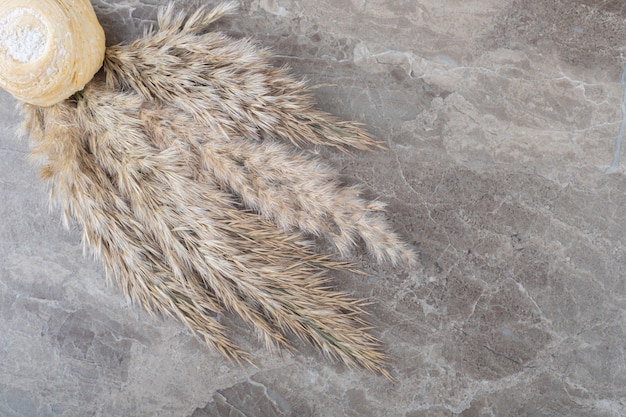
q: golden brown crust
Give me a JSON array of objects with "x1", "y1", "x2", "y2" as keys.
[{"x1": 0, "y1": 0, "x2": 105, "y2": 106}]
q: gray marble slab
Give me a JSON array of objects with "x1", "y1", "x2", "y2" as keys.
[{"x1": 1, "y1": 0, "x2": 625, "y2": 416}]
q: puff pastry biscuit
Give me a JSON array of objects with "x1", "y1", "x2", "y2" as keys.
[{"x1": 0, "y1": 0, "x2": 105, "y2": 106}]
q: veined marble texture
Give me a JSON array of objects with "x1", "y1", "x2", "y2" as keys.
[{"x1": 1, "y1": 0, "x2": 625, "y2": 416}]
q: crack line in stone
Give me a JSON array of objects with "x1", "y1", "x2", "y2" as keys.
[{"x1": 483, "y1": 345, "x2": 522, "y2": 366}]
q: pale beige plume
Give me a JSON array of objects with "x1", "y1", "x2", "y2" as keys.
[{"x1": 10, "y1": 2, "x2": 417, "y2": 377}]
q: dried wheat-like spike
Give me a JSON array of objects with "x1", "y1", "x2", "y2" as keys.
[
  {"x1": 103, "y1": 3, "x2": 382, "y2": 152},
  {"x1": 18, "y1": 3, "x2": 419, "y2": 377},
  {"x1": 202, "y1": 138, "x2": 416, "y2": 266},
  {"x1": 22, "y1": 80, "x2": 390, "y2": 376},
  {"x1": 103, "y1": 3, "x2": 416, "y2": 265}
]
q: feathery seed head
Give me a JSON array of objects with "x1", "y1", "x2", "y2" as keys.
[{"x1": 21, "y1": 2, "x2": 417, "y2": 378}]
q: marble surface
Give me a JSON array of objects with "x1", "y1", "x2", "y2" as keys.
[{"x1": 1, "y1": 0, "x2": 625, "y2": 416}]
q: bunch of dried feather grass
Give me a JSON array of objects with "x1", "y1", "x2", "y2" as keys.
[{"x1": 21, "y1": 2, "x2": 416, "y2": 377}]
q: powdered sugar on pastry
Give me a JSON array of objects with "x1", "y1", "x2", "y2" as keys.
[{"x1": 0, "y1": 8, "x2": 46, "y2": 63}]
